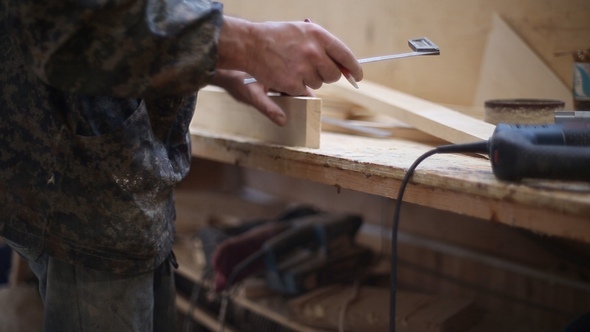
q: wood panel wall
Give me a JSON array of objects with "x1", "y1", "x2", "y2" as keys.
[{"x1": 221, "y1": 0, "x2": 590, "y2": 107}]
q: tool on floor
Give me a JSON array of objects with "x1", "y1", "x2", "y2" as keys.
[
  {"x1": 243, "y1": 37, "x2": 440, "y2": 86},
  {"x1": 261, "y1": 212, "x2": 372, "y2": 295},
  {"x1": 206, "y1": 209, "x2": 372, "y2": 294},
  {"x1": 213, "y1": 211, "x2": 373, "y2": 332},
  {"x1": 201, "y1": 205, "x2": 321, "y2": 291}
]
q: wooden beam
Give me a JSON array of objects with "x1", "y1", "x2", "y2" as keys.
[
  {"x1": 191, "y1": 86, "x2": 322, "y2": 148},
  {"x1": 319, "y1": 79, "x2": 496, "y2": 144}
]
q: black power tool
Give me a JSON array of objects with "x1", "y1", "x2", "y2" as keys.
[
  {"x1": 487, "y1": 123, "x2": 590, "y2": 182},
  {"x1": 434, "y1": 123, "x2": 590, "y2": 182}
]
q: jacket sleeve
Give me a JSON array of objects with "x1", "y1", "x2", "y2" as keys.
[{"x1": 9, "y1": 0, "x2": 223, "y2": 98}]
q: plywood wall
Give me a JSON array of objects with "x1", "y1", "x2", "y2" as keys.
[{"x1": 221, "y1": 0, "x2": 590, "y2": 108}]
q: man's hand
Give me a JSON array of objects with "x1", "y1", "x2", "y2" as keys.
[
  {"x1": 210, "y1": 69, "x2": 315, "y2": 126},
  {"x1": 216, "y1": 16, "x2": 363, "y2": 97}
]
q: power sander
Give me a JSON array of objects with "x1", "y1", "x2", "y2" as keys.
[
  {"x1": 487, "y1": 123, "x2": 590, "y2": 181},
  {"x1": 435, "y1": 123, "x2": 590, "y2": 182}
]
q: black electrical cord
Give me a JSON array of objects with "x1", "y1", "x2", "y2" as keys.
[
  {"x1": 218, "y1": 249, "x2": 266, "y2": 332},
  {"x1": 183, "y1": 267, "x2": 212, "y2": 332},
  {"x1": 389, "y1": 141, "x2": 488, "y2": 332}
]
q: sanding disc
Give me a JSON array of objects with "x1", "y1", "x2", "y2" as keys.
[{"x1": 484, "y1": 99, "x2": 565, "y2": 125}]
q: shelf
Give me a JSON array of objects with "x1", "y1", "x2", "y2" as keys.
[
  {"x1": 173, "y1": 241, "x2": 329, "y2": 332},
  {"x1": 176, "y1": 295, "x2": 237, "y2": 332}
]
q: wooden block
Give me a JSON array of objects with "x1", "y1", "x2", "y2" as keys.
[
  {"x1": 319, "y1": 79, "x2": 496, "y2": 144},
  {"x1": 191, "y1": 86, "x2": 322, "y2": 148}
]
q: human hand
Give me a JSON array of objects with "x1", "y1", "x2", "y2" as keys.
[
  {"x1": 210, "y1": 69, "x2": 315, "y2": 126},
  {"x1": 216, "y1": 17, "x2": 363, "y2": 96}
]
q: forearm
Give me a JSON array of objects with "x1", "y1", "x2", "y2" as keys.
[{"x1": 10, "y1": 0, "x2": 223, "y2": 98}]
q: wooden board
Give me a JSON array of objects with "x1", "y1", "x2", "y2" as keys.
[
  {"x1": 176, "y1": 296, "x2": 238, "y2": 332},
  {"x1": 192, "y1": 86, "x2": 322, "y2": 148},
  {"x1": 319, "y1": 79, "x2": 496, "y2": 144},
  {"x1": 473, "y1": 13, "x2": 573, "y2": 109},
  {"x1": 288, "y1": 285, "x2": 480, "y2": 332}
]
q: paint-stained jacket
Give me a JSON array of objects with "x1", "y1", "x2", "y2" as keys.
[{"x1": 0, "y1": 0, "x2": 223, "y2": 274}]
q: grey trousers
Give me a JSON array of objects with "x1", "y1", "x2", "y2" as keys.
[{"x1": 6, "y1": 240, "x2": 178, "y2": 332}]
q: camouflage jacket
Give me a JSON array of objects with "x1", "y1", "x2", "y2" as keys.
[{"x1": 0, "y1": 1, "x2": 223, "y2": 274}]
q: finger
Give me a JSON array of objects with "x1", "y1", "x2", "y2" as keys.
[
  {"x1": 321, "y1": 35, "x2": 363, "y2": 81},
  {"x1": 304, "y1": 79, "x2": 323, "y2": 90},
  {"x1": 316, "y1": 59, "x2": 342, "y2": 84},
  {"x1": 303, "y1": 86, "x2": 316, "y2": 97},
  {"x1": 251, "y1": 93, "x2": 287, "y2": 126},
  {"x1": 303, "y1": 68, "x2": 325, "y2": 90},
  {"x1": 276, "y1": 81, "x2": 310, "y2": 97}
]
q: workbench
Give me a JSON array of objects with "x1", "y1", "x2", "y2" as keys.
[
  {"x1": 174, "y1": 127, "x2": 590, "y2": 331},
  {"x1": 189, "y1": 128, "x2": 590, "y2": 243}
]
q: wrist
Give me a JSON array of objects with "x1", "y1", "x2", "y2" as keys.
[{"x1": 217, "y1": 16, "x2": 256, "y2": 72}]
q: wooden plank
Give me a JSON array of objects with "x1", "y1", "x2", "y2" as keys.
[
  {"x1": 192, "y1": 86, "x2": 322, "y2": 148},
  {"x1": 176, "y1": 296, "x2": 238, "y2": 332},
  {"x1": 473, "y1": 13, "x2": 573, "y2": 109},
  {"x1": 319, "y1": 79, "x2": 496, "y2": 144},
  {"x1": 232, "y1": 295, "x2": 330, "y2": 332},
  {"x1": 288, "y1": 285, "x2": 480, "y2": 332}
]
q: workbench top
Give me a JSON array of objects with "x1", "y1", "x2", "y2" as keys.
[{"x1": 190, "y1": 128, "x2": 590, "y2": 243}]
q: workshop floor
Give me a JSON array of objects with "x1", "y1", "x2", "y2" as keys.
[
  {"x1": 0, "y1": 283, "x2": 199, "y2": 332},
  {"x1": 0, "y1": 283, "x2": 44, "y2": 332}
]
